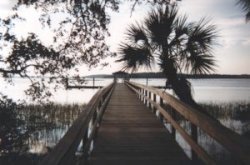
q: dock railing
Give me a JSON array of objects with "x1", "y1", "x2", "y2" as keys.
[
  {"x1": 39, "y1": 82, "x2": 115, "y2": 165},
  {"x1": 125, "y1": 81, "x2": 250, "y2": 165}
]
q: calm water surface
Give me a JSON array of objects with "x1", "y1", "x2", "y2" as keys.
[
  {"x1": 1, "y1": 78, "x2": 250, "y2": 163},
  {"x1": 131, "y1": 78, "x2": 250, "y2": 103},
  {"x1": 1, "y1": 78, "x2": 250, "y2": 103}
]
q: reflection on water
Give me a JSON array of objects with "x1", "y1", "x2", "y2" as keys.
[
  {"x1": 27, "y1": 127, "x2": 68, "y2": 154},
  {"x1": 18, "y1": 104, "x2": 85, "y2": 154}
]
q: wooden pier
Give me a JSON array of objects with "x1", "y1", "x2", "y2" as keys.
[
  {"x1": 88, "y1": 84, "x2": 190, "y2": 165},
  {"x1": 39, "y1": 81, "x2": 250, "y2": 165}
]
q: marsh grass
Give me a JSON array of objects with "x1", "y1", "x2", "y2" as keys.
[
  {"x1": 0, "y1": 103, "x2": 85, "y2": 165},
  {"x1": 1, "y1": 101, "x2": 250, "y2": 164},
  {"x1": 200, "y1": 102, "x2": 250, "y2": 120},
  {"x1": 19, "y1": 103, "x2": 85, "y2": 128},
  {"x1": 174, "y1": 102, "x2": 250, "y2": 164},
  {"x1": 19, "y1": 103, "x2": 86, "y2": 149},
  {"x1": 201, "y1": 102, "x2": 250, "y2": 163}
]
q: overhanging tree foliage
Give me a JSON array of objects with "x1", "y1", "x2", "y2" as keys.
[
  {"x1": 0, "y1": 94, "x2": 27, "y2": 154},
  {"x1": 0, "y1": 0, "x2": 178, "y2": 101}
]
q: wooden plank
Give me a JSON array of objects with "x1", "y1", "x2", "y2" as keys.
[
  {"x1": 39, "y1": 83, "x2": 114, "y2": 165},
  {"x1": 126, "y1": 82, "x2": 215, "y2": 164},
  {"x1": 126, "y1": 81, "x2": 250, "y2": 165},
  {"x1": 87, "y1": 83, "x2": 191, "y2": 165}
]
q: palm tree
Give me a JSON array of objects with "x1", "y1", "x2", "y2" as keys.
[
  {"x1": 237, "y1": 0, "x2": 250, "y2": 22},
  {"x1": 116, "y1": 5, "x2": 217, "y2": 110}
]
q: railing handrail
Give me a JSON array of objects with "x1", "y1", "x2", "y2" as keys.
[
  {"x1": 39, "y1": 82, "x2": 115, "y2": 165},
  {"x1": 125, "y1": 81, "x2": 250, "y2": 165}
]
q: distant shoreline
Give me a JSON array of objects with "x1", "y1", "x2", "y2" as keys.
[{"x1": 86, "y1": 72, "x2": 250, "y2": 79}]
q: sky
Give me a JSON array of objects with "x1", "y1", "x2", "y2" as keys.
[
  {"x1": 0, "y1": 0, "x2": 250, "y2": 75},
  {"x1": 178, "y1": 0, "x2": 250, "y2": 75}
]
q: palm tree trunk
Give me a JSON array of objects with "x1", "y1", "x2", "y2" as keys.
[{"x1": 165, "y1": 72, "x2": 212, "y2": 117}]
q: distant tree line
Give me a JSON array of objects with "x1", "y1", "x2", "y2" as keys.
[{"x1": 87, "y1": 72, "x2": 250, "y2": 79}]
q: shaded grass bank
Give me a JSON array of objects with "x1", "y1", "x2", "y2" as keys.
[{"x1": 0, "y1": 103, "x2": 85, "y2": 165}]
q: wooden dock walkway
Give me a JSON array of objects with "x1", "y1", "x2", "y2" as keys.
[
  {"x1": 88, "y1": 83, "x2": 191, "y2": 165},
  {"x1": 39, "y1": 81, "x2": 250, "y2": 165}
]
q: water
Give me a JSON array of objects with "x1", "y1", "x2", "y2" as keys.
[
  {"x1": 0, "y1": 77, "x2": 113, "y2": 104},
  {"x1": 1, "y1": 78, "x2": 250, "y2": 163},
  {"x1": 1, "y1": 77, "x2": 250, "y2": 103},
  {"x1": 131, "y1": 78, "x2": 250, "y2": 103}
]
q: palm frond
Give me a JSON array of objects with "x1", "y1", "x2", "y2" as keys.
[
  {"x1": 174, "y1": 15, "x2": 188, "y2": 37},
  {"x1": 237, "y1": 0, "x2": 250, "y2": 22},
  {"x1": 182, "y1": 18, "x2": 217, "y2": 74},
  {"x1": 237, "y1": 0, "x2": 250, "y2": 11},
  {"x1": 145, "y1": 5, "x2": 178, "y2": 46},
  {"x1": 116, "y1": 44, "x2": 154, "y2": 72},
  {"x1": 186, "y1": 53, "x2": 216, "y2": 74},
  {"x1": 126, "y1": 23, "x2": 148, "y2": 45},
  {"x1": 116, "y1": 6, "x2": 217, "y2": 76},
  {"x1": 246, "y1": 11, "x2": 250, "y2": 22},
  {"x1": 187, "y1": 18, "x2": 217, "y2": 52},
  {"x1": 168, "y1": 15, "x2": 189, "y2": 49}
]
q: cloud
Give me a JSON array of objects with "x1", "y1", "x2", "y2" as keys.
[{"x1": 216, "y1": 17, "x2": 244, "y2": 27}]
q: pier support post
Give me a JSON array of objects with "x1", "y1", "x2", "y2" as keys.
[
  {"x1": 159, "y1": 97, "x2": 164, "y2": 122},
  {"x1": 148, "y1": 91, "x2": 151, "y2": 109},
  {"x1": 153, "y1": 94, "x2": 156, "y2": 113},
  {"x1": 143, "y1": 89, "x2": 145, "y2": 103},
  {"x1": 191, "y1": 123, "x2": 198, "y2": 162},
  {"x1": 170, "y1": 108, "x2": 176, "y2": 139},
  {"x1": 139, "y1": 89, "x2": 141, "y2": 100}
]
